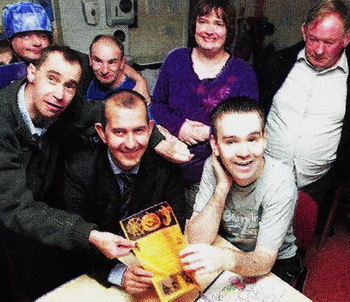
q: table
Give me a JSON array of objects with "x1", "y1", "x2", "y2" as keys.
[{"x1": 36, "y1": 236, "x2": 312, "y2": 302}]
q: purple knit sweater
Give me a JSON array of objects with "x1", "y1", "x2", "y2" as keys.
[{"x1": 152, "y1": 48, "x2": 259, "y2": 182}]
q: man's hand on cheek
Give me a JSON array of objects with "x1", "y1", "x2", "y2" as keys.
[{"x1": 212, "y1": 154, "x2": 233, "y2": 190}]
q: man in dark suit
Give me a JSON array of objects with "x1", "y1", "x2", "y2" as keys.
[
  {"x1": 64, "y1": 89, "x2": 186, "y2": 294},
  {"x1": 0, "y1": 45, "x2": 135, "y2": 301}
]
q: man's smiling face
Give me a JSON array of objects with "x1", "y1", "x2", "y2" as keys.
[
  {"x1": 90, "y1": 37, "x2": 125, "y2": 89},
  {"x1": 211, "y1": 111, "x2": 267, "y2": 187},
  {"x1": 96, "y1": 97, "x2": 153, "y2": 171},
  {"x1": 26, "y1": 51, "x2": 81, "y2": 125}
]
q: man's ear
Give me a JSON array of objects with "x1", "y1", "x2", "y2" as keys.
[
  {"x1": 210, "y1": 135, "x2": 220, "y2": 156},
  {"x1": 302, "y1": 24, "x2": 308, "y2": 42},
  {"x1": 148, "y1": 119, "x2": 155, "y2": 133},
  {"x1": 27, "y1": 63, "x2": 37, "y2": 83},
  {"x1": 119, "y1": 57, "x2": 127, "y2": 71},
  {"x1": 89, "y1": 55, "x2": 92, "y2": 67},
  {"x1": 262, "y1": 127, "x2": 268, "y2": 150},
  {"x1": 344, "y1": 30, "x2": 350, "y2": 48},
  {"x1": 95, "y1": 123, "x2": 107, "y2": 144}
]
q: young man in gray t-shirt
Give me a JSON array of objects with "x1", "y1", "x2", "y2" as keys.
[{"x1": 180, "y1": 97, "x2": 302, "y2": 284}]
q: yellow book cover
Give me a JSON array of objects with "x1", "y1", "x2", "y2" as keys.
[{"x1": 120, "y1": 202, "x2": 199, "y2": 302}]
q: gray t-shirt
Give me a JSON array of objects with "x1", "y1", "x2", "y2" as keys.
[{"x1": 194, "y1": 155, "x2": 298, "y2": 260}]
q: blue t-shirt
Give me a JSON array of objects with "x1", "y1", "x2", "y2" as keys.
[{"x1": 86, "y1": 76, "x2": 135, "y2": 101}]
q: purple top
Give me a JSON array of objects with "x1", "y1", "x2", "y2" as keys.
[{"x1": 152, "y1": 48, "x2": 259, "y2": 182}]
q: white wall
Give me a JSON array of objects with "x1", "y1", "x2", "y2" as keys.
[
  {"x1": 129, "y1": 0, "x2": 189, "y2": 65},
  {"x1": 52, "y1": 0, "x2": 130, "y2": 56},
  {"x1": 0, "y1": 0, "x2": 344, "y2": 54},
  {"x1": 232, "y1": 0, "x2": 324, "y2": 50}
]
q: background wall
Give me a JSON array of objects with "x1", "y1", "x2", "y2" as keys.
[
  {"x1": 263, "y1": 0, "x2": 322, "y2": 50},
  {"x1": 129, "y1": 0, "x2": 189, "y2": 65},
  {"x1": 0, "y1": 0, "x2": 331, "y2": 54},
  {"x1": 0, "y1": 0, "x2": 330, "y2": 90},
  {"x1": 51, "y1": 0, "x2": 131, "y2": 57},
  {"x1": 232, "y1": 0, "x2": 323, "y2": 50}
]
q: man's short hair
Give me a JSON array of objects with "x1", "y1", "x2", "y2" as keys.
[
  {"x1": 34, "y1": 45, "x2": 82, "y2": 71},
  {"x1": 89, "y1": 34, "x2": 124, "y2": 58},
  {"x1": 189, "y1": 0, "x2": 236, "y2": 51},
  {"x1": 211, "y1": 97, "x2": 265, "y2": 138},
  {"x1": 101, "y1": 89, "x2": 148, "y2": 128},
  {"x1": 305, "y1": 0, "x2": 350, "y2": 31}
]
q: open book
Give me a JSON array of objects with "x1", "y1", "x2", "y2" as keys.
[{"x1": 120, "y1": 202, "x2": 200, "y2": 302}]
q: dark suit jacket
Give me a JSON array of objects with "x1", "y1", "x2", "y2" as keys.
[{"x1": 64, "y1": 143, "x2": 186, "y2": 286}]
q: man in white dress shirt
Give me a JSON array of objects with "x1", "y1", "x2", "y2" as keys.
[{"x1": 260, "y1": 0, "x2": 350, "y2": 229}]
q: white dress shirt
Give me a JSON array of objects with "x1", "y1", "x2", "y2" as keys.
[
  {"x1": 266, "y1": 48, "x2": 348, "y2": 188},
  {"x1": 18, "y1": 83, "x2": 52, "y2": 141}
]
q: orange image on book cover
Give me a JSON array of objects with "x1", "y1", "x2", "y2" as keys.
[{"x1": 120, "y1": 202, "x2": 199, "y2": 302}]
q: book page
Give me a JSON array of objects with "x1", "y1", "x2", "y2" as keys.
[{"x1": 120, "y1": 202, "x2": 199, "y2": 302}]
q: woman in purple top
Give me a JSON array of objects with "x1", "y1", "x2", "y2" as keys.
[{"x1": 152, "y1": 0, "x2": 259, "y2": 209}]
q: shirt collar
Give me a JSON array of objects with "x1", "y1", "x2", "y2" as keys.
[
  {"x1": 107, "y1": 150, "x2": 139, "y2": 175},
  {"x1": 297, "y1": 47, "x2": 348, "y2": 74},
  {"x1": 17, "y1": 83, "x2": 52, "y2": 137}
]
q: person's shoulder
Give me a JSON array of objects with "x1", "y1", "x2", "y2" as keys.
[
  {"x1": 0, "y1": 80, "x2": 23, "y2": 117},
  {"x1": 262, "y1": 156, "x2": 296, "y2": 186},
  {"x1": 123, "y1": 76, "x2": 136, "y2": 88},
  {"x1": 230, "y1": 55, "x2": 252, "y2": 67},
  {"x1": 201, "y1": 155, "x2": 215, "y2": 180},
  {"x1": 165, "y1": 48, "x2": 191, "y2": 61},
  {"x1": 227, "y1": 56, "x2": 255, "y2": 75},
  {"x1": 255, "y1": 156, "x2": 296, "y2": 207},
  {"x1": 268, "y1": 41, "x2": 305, "y2": 63},
  {"x1": 265, "y1": 155, "x2": 292, "y2": 172},
  {"x1": 0, "y1": 62, "x2": 27, "y2": 90},
  {"x1": 66, "y1": 142, "x2": 103, "y2": 171},
  {"x1": 203, "y1": 155, "x2": 214, "y2": 169},
  {"x1": 169, "y1": 47, "x2": 190, "y2": 55},
  {"x1": 345, "y1": 44, "x2": 350, "y2": 59},
  {"x1": 142, "y1": 147, "x2": 169, "y2": 166},
  {"x1": 0, "y1": 78, "x2": 23, "y2": 97},
  {"x1": 141, "y1": 147, "x2": 180, "y2": 174}
]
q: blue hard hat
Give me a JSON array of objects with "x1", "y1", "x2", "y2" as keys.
[{"x1": 2, "y1": 2, "x2": 53, "y2": 39}]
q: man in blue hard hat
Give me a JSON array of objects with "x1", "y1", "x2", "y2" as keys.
[{"x1": 3, "y1": 1, "x2": 53, "y2": 64}]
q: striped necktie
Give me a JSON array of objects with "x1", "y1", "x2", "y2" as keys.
[{"x1": 119, "y1": 173, "x2": 136, "y2": 219}]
